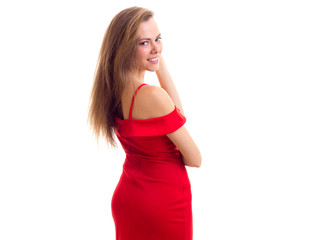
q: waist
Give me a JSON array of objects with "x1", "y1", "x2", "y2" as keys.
[
  {"x1": 122, "y1": 153, "x2": 188, "y2": 183},
  {"x1": 126, "y1": 150, "x2": 181, "y2": 159}
]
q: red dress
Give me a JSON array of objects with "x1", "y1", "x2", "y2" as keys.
[{"x1": 111, "y1": 83, "x2": 193, "y2": 240}]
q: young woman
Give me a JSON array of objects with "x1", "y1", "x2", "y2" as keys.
[{"x1": 88, "y1": 6, "x2": 201, "y2": 240}]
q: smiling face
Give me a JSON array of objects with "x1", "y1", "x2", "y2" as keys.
[{"x1": 134, "y1": 17, "x2": 162, "y2": 73}]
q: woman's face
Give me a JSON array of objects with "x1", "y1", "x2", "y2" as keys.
[{"x1": 134, "y1": 17, "x2": 162, "y2": 72}]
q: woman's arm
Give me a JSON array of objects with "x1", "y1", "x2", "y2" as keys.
[
  {"x1": 156, "y1": 56, "x2": 201, "y2": 167},
  {"x1": 134, "y1": 85, "x2": 202, "y2": 168},
  {"x1": 142, "y1": 86, "x2": 202, "y2": 167},
  {"x1": 156, "y1": 56, "x2": 185, "y2": 116},
  {"x1": 167, "y1": 126, "x2": 202, "y2": 168}
]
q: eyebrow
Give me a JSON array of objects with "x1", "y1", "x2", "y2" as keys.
[{"x1": 138, "y1": 34, "x2": 161, "y2": 41}]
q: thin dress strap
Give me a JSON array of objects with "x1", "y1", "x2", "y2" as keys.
[{"x1": 129, "y1": 83, "x2": 148, "y2": 119}]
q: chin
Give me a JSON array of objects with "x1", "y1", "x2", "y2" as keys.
[
  {"x1": 150, "y1": 68, "x2": 159, "y2": 72},
  {"x1": 146, "y1": 66, "x2": 159, "y2": 72}
]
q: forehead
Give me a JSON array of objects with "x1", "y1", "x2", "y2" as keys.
[{"x1": 138, "y1": 17, "x2": 160, "y2": 38}]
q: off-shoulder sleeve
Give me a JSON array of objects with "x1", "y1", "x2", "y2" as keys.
[{"x1": 116, "y1": 106, "x2": 186, "y2": 137}]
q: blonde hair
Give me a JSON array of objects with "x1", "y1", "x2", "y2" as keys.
[{"x1": 88, "y1": 7, "x2": 154, "y2": 147}]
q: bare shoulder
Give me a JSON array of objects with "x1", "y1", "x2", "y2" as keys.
[{"x1": 133, "y1": 85, "x2": 175, "y2": 119}]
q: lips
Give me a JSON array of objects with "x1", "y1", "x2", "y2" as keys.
[{"x1": 147, "y1": 57, "x2": 159, "y2": 63}]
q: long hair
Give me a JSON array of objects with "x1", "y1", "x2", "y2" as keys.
[{"x1": 88, "y1": 7, "x2": 154, "y2": 147}]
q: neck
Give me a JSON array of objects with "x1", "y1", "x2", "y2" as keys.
[
  {"x1": 127, "y1": 70, "x2": 145, "y2": 89},
  {"x1": 134, "y1": 69, "x2": 146, "y2": 84}
]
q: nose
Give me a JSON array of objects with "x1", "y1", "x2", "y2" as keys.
[{"x1": 151, "y1": 41, "x2": 161, "y2": 54}]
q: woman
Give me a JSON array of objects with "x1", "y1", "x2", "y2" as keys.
[{"x1": 88, "y1": 6, "x2": 201, "y2": 240}]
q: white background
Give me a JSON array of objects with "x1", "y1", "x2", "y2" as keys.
[{"x1": 0, "y1": 0, "x2": 327, "y2": 239}]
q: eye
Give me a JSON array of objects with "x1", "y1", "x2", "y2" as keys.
[
  {"x1": 139, "y1": 41, "x2": 148, "y2": 46},
  {"x1": 155, "y1": 37, "x2": 162, "y2": 42}
]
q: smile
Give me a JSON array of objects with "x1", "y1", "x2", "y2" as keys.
[{"x1": 147, "y1": 57, "x2": 159, "y2": 63}]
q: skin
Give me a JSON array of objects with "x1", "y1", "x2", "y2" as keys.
[{"x1": 121, "y1": 17, "x2": 202, "y2": 168}]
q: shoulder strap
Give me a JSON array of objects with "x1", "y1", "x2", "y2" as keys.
[{"x1": 129, "y1": 83, "x2": 147, "y2": 119}]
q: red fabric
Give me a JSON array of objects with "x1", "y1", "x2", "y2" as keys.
[{"x1": 111, "y1": 84, "x2": 192, "y2": 240}]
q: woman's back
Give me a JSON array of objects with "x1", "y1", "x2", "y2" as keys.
[{"x1": 112, "y1": 83, "x2": 192, "y2": 240}]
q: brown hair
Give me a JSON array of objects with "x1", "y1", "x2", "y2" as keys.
[{"x1": 88, "y1": 7, "x2": 154, "y2": 147}]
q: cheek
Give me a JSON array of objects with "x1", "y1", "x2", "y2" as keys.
[{"x1": 136, "y1": 47, "x2": 149, "y2": 60}]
